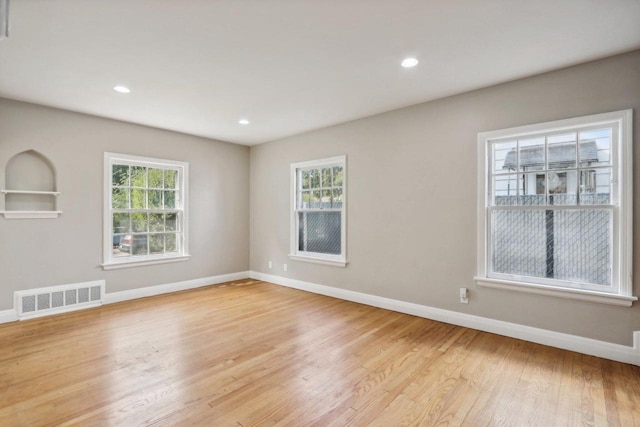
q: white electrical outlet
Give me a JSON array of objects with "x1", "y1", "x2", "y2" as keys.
[
  {"x1": 268, "y1": 261, "x2": 272, "y2": 269},
  {"x1": 283, "y1": 264, "x2": 288, "y2": 272},
  {"x1": 459, "y1": 288, "x2": 468, "y2": 304}
]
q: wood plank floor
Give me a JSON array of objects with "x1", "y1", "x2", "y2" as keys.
[{"x1": 1, "y1": 279, "x2": 639, "y2": 426}]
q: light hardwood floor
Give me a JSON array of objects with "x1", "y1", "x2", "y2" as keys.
[{"x1": 1, "y1": 279, "x2": 639, "y2": 426}]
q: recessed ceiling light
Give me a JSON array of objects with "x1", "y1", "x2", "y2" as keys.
[
  {"x1": 238, "y1": 119, "x2": 250, "y2": 125},
  {"x1": 401, "y1": 57, "x2": 419, "y2": 68},
  {"x1": 113, "y1": 85, "x2": 131, "y2": 93}
]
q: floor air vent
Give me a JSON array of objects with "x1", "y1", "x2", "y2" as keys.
[{"x1": 14, "y1": 280, "x2": 105, "y2": 320}]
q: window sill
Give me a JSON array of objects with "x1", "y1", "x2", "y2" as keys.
[
  {"x1": 102, "y1": 255, "x2": 190, "y2": 270},
  {"x1": 289, "y1": 254, "x2": 347, "y2": 267},
  {"x1": 475, "y1": 277, "x2": 637, "y2": 307}
]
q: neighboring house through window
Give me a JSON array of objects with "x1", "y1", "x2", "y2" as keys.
[
  {"x1": 103, "y1": 152, "x2": 189, "y2": 269},
  {"x1": 476, "y1": 110, "x2": 635, "y2": 306},
  {"x1": 290, "y1": 155, "x2": 347, "y2": 267}
]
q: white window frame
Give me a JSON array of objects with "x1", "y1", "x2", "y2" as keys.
[
  {"x1": 476, "y1": 110, "x2": 636, "y2": 306},
  {"x1": 290, "y1": 155, "x2": 347, "y2": 267},
  {"x1": 102, "y1": 152, "x2": 190, "y2": 270}
]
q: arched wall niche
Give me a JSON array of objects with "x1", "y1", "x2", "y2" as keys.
[{"x1": 2, "y1": 150, "x2": 61, "y2": 218}]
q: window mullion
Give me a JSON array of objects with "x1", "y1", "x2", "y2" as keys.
[
  {"x1": 515, "y1": 139, "x2": 520, "y2": 203},
  {"x1": 544, "y1": 135, "x2": 549, "y2": 205},
  {"x1": 298, "y1": 208, "x2": 342, "y2": 213},
  {"x1": 489, "y1": 205, "x2": 613, "y2": 211},
  {"x1": 576, "y1": 133, "x2": 581, "y2": 205},
  {"x1": 611, "y1": 125, "x2": 619, "y2": 206}
]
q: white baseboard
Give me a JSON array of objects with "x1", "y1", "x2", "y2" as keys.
[
  {"x1": 103, "y1": 271, "x2": 251, "y2": 304},
  {"x1": 4, "y1": 270, "x2": 637, "y2": 366},
  {"x1": 0, "y1": 309, "x2": 18, "y2": 324},
  {"x1": 249, "y1": 271, "x2": 640, "y2": 366},
  {"x1": 1, "y1": 272, "x2": 250, "y2": 324}
]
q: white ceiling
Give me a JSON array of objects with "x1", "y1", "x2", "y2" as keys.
[{"x1": 1, "y1": 1, "x2": 639, "y2": 146}]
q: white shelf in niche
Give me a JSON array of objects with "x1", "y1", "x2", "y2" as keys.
[
  {"x1": 1, "y1": 190, "x2": 61, "y2": 196},
  {"x1": 0, "y1": 210, "x2": 62, "y2": 219},
  {"x1": 1, "y1": 190, "x2": 62, "y2": 218}
]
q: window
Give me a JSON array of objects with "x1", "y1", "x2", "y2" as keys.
[
  {"x1": 476, "y1": 110, "x2": 635, "y2": 306},
  {"x1": 103, "y1": 153, "x2": 189, "y2": 269},
  {"x1": 290, "y1": 156, "x2": 347, "y2": 267}
]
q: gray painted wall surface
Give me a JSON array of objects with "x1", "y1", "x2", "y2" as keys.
[
  {"x1": 250, "y1": 50, "x2": 640, "y2": 346},
  {"x1": 1, "y1": 51, "x2": 638, "y2": 347},
  {"x1": 0, "y1": 99, "x2": 250, "y2": 308}
]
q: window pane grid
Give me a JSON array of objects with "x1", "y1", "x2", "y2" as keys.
[
  {"x1": 492, "y1": 163, "x2": 613, "y2": 176},
  {"x1": 490, "y1": 209, "x2": 612, "y2": 287},
  {"x1": 486, "y1": 120, "x2": 619, "y2": 289},
  {"x1": 112, "y1": 209, "x2": 180, "y2": 213},
  {"x1": 490, "y1": 136, "x2": 613, "y2": 207},
  {"x1": 293, "y1": 159, "x2": 345, "y2": 260},
  {"x1": 297, "y1": 165, "x2": 343, "y2": 210},
  {"x1": 111, "y1": 164, "x2": 180, "y2": 210},
  {"x1": 298, "y1": 211, "x2": 341, "y2": 255},
  {"x1": 110, "y1": 160, "x2": 183, "y2": 260}
]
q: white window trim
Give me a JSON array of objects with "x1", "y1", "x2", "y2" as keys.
[
  {"x1": 102, "y1": 152, "x2": 190, "y2": 270},
  {"x1": 289, "y1": 155, "x2": 347, "y2": 267},
  {"x1": 476, "y1": 110, "x2": 635, "y2": 306}
]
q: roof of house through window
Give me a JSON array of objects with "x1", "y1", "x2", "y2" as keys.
[{"x1": 503, "y1": 141, "x2": 598, "y2": 170}]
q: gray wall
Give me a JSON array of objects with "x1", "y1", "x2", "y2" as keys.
[
  {"x1": 250, "y1": 50, "x2": 640, "y2": 346},
  {"x1": 1, "y1": 51, "x2": 638, "y2": 346},
  {"x1": 0, "y1": 98, "x2": 250, "y2": 308}
]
